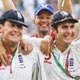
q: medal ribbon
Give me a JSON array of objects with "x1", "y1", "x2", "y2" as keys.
[
  {"x1": 10, "y1": 49, "x2": 16, "y2": 73},
  {"x1": 65, "y1": 50, "x2": 73, "y2": 78},
  {"x1": 52, "y1": 50, "x2": 73, "y2": 78}
]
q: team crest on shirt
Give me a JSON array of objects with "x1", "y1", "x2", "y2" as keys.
[
  {"x1": 69, "y1": 58, "x2": 74, "y2": 72},
  {"x1": 18, "y1": 54, "x2": 25, "y2": 68},
  {"x1": 18, "y1": 54, "x2": 23, "y2": 63},
  {"x1": 70, "y1": 58, "x2": 74, "y2": 67}
]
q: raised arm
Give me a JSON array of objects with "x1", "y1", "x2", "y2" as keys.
[
  {"x1": 2, "y1": 0, "x2": 72, "y2": 13},
  {"x1": 2, "y1": 0, "x2": 16, "y2": 10},
  {"x1": 58, "y1": 0, "x2": 72, "y2": 14}
]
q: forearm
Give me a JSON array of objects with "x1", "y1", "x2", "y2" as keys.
[
  {"x1": 22, "y1": 35, "x2": 52, "y2": 55},
  {"x1": 2, "y1": 0, "x2": 16, "y2": 10},
  {"x1": 58, "y1": 0, "x2": 72, "y2": 14}
]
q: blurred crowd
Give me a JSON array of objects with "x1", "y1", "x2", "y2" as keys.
[{"x1": 0, "y1": 0, "x2": 80, "y2": 36}]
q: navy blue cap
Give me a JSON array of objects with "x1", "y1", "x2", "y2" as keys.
[
  {"x1": 0, "y1": 9, "x2": 28, "y2": 28},
  {"x1": 35, "y1": 4, "x2": 54, "y2": 15},
  {"x1": 51, "y1": 10, "x2": 78, "y2": 27}
]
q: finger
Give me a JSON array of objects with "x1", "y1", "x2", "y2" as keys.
[
  {"x1": 27, "y1": 44, "x2": 33, "y2": 54},
  {"x1": 46, "y1": 39, "x2": 54, "y2": 55},
  {"x1": 22, "y1": 44, "x2": 28, "y2": 55},
  {"x1": 47, "y1": 40, "x2": 51, "y2": 55},
  {"x1": 40, "y1": 41, "x2": 46, "y2": 54},
  {"x1": 42, "y1": 40, "x2": 49, "y2": 55},
  {"x1": 43, "y1": 41, "x2": 47, "y2": 55},
  {"x1": 0, "y1": 54, "x2": 9, "y2": 66},
  {"x1": 43, "y1": 40, "x2": 52, "y2": 55},
  {"x1": 22, "y1": 43, "x2": 33, "y2": 55}
]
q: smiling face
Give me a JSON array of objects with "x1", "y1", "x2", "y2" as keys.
[
  {"x1": 2, "y1": 21, "x2": 23, "y2": 45},
  {"x1": 34, "y1": 10, "x2": 53, "y2": 36},
  {"x1": 54, "y1": 21, "x2": 78, "y2": 48}
]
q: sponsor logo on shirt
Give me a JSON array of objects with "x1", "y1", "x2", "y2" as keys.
[{"x1": 44, "y1": 53, "x2": 52, "y2": 64}]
